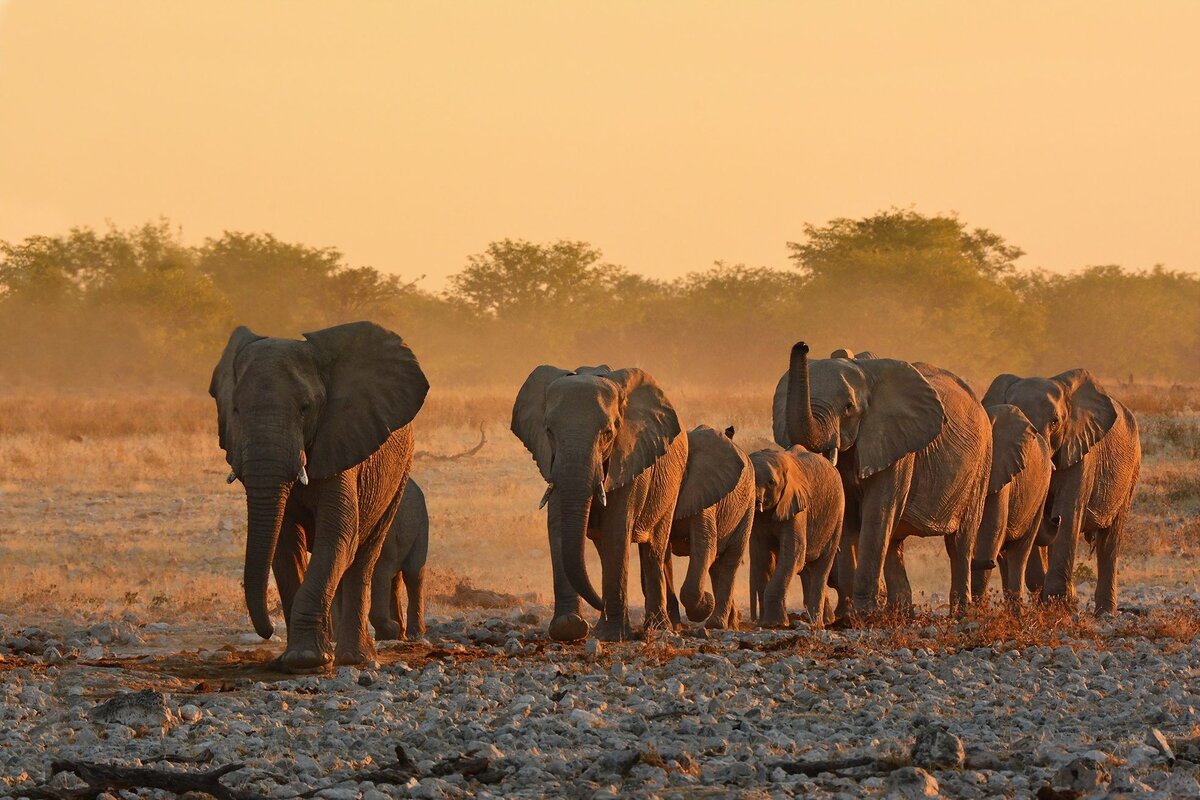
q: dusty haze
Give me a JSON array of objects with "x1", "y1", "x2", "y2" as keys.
[{"x1": 1, "y1": 0, "x2": 1198, "y2": 286}]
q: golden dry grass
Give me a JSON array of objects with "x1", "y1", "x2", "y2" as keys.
[{"x1": 0, "y1": 383, "x2": 1195, "y2": 633}]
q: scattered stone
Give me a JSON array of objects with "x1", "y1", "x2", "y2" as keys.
[
  {"x1": 887, "y1": 766, "x2": 940, "y2": 798},
  {"x1": 88, "y1": 689, "x2": 175, "y2": 734},
  {"x1": 911, "y1": 721, "x2": 965, "y2": 769},
  {"x1": 1146, "y1": 728, "x2": 1175, "y2": 763},
  {"x1": 1051, "y1": 756, "x2": 1111, "y2": 793}
]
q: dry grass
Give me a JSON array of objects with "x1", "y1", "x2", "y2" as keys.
[{"x1": 0, "y1": 383, "x2": 1195, "y2": 633}]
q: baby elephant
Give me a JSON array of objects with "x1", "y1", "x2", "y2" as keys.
[
  {"x1": 748, "y1": 447, "x2": 844, "y2": 628},
  {"x1": 971, "y1": 404, "x2": 1053, "y2": 605},
  {"x1": 668, "y1": 425, "x2": 755, "y2": 629},
  {"x1": 368, "y1": 478, "x2": 429, "y2": 640}
]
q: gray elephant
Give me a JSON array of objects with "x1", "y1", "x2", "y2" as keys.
[
  {"x1": 747, "y1": 446, "x2": 844, "y2": 628},
  {"x1": 774, "y1": 342, "x2": 991, "y2": 615},
  {"x1": 210, "y1": 321, "x2": 428, "y2": 672},
  {"x1": 969, "y1": 405, "x2": 1054, "y2": 605},
  {"x1": 368, "y1": 478, "x2": 429, "y2": 640},
  {"x1": 668, "y1": 425, "x2": 754, "y2": 629},
  {"x1": 512, "y1": 365, "x2": 688, "y2": 641},
  {"x1": 982, "y1": 370, "x2": 1140, "y2": 614}
]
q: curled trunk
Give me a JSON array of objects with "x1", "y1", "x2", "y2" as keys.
[{"x1": 785, "y1": 342, "x2": 836, "y2": 452}]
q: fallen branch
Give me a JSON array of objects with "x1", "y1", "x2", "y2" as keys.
[
  {"x1": 414, "y1": 424, "x2": 486, "y2": 462},
  {"x1": 14, "y1": 760, "x2": 251, "y2": 800}
]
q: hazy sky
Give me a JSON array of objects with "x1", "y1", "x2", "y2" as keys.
[{"x1": 1, "y1": 1, "x2": 1197, "y2": 286}]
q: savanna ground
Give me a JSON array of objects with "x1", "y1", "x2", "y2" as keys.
[{"x1": 0, "y1": 383, "x2": 1198, "y2": 798}]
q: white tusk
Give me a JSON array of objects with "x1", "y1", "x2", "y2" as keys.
[
  {"x1": 538, "y1": 482, "x2": 554, "y2": 510},
  {"x1": 297, "y1": 464, "x2": 309, "y2": 486},
  {"x1": 756, "y1": 500, "x2": 764, "y2": 513},
  {"x1": 226, "y1": 471, "x2": 237, "y2": 484},
  {"x1": 596, "y1": 481, "x2": 607, "y2": 508},
  {"x1": 825, "y1": 448, "x2": 839, "y2": 467}
]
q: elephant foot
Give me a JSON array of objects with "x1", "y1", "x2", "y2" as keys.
[
  {"x1": 643, "y1": 609, "x2": 675, "y2": 635},
  {"x1": 758, "y1": 599, "x2": 789, "y2": 629},
  {"x1": 684, "y1": 592, "x2": 715, "y2": 623},
  {"x1": 594, "y1": 617, "x2": 636, "y2": 642},
  {"x1": 334, "y1": 636, "x2": 377, "y2": 666},
  {"x1": 277, "y1": 647, "x2": 334, "y2": 675},
  {"x1": 406, "y1": 621, "x2": 426, "y2": 639},
  {"x1": 372, "y1": 620, "x2": 403, "y2": 641},
  {"x1": 548, "y1": 613, "x2": 589, "y2": 642}
]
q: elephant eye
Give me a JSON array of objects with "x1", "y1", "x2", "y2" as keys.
[{"x1": 844, "y1": 402, "x2": 854, "y2": 413}]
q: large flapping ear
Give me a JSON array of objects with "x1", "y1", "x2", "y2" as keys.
[
  {"x1": 209, "y1": 326, "x2": 265, "y2": 466},
  {"x1": 510, "y1": 365, "x2": 574, "y2": 480},
  {"x1": 675, "y1": 425, "x2": 749, "y2": 520},
  {"x1": 1053, "y1": 368, "x2": 1118, "y2": 469},
  {"x1": 604, "y1": 368, "x2": 683, "y2": 490},
  {"x1": 773, "y1": 448, "x2": 809, "y2": 521},
  {"x1": 981, "y1": 373, "x2": 1021, "y2": 409},
  {"x1": 303, "y1": 321, "x2": 429, "y2": 478},
  {"x1": 856, "y1": 360, "x2": 945, "y2": 479},
  {"x1": 771, "y1": 372, "x2": 790, "y2": 448},
  {"x1": 987, "y1": 404, "x2": 1038, "y2": 494}
]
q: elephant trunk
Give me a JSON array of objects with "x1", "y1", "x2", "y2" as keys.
[
  {"x1": 555, "y1": 450, "x2": 604, "y2": 611},
  {"x1": 243, "y1": 479, "x2": 292, "y2": 639},
  {"x1": 680, "y1": 517, "x2": 717, "y2": 622},
  {"x1": 971, "y1": 489, "x2": 1009, "y2": 600},
  {"x1": 748, "y1": 524, "x2": 772, "y2": 622},
  {"x1": 785, "y1": 341, "x2": 836, "y2": 453}
]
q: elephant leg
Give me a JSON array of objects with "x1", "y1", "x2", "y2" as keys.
[
  {"x1": 803, "y1": 538, "x2": 839, "y2": 630},
  {"x1": 707, "y1": 508, "x2": 751, "y2": 630},
  {"x1": 761, "y1": 517, "x2": 805, "y2": 628},
  {"x1": 748, "y1": 525, "x2": 772, "y2": 622},
  {"x1": 638, "y1": 532, "x2": 672, "y2": 634},
  {"x1": 680, "y1": 512, "x2": 718, "y2": 624},
  {"x1": 546, "y1": 494, "x2": 589, "y2": 642},
  {"x1": 884, "y1": 537, "x2": 913, "y2": 613},
  {"x1": 944, "y1": 531, "x2": 974, "y2": 617},
  {"x1": 1026, "y1": 544, "x2": 1047, "y2": 602},
  {"x1": 593, "y1": 508, "x2": 636, "y2": 641},
  {"x1": 1093, "y1": 509, "x2": 1126, "y2": 615},
  {"x1": 272, "y1": 512, "x2": 309, "y2": 639},
  {"x1": 402, "y1": 564, "x2": 426, "y2": 637},
  {"x1": 1044, "y1": 471, "x2": 1089, "y2": 606},
  {"x1": 663, "y1": 552, "x2": 681, "y2": 629},
  {"x1": 1005, "y1": 517, "x2": 1041, "y2": 611},
  {"x1": 368, "y1": 556, "x2": 402, "y2": 641},
  {"x1": 853, "y1": 465, "x2": 911, "y2": 616}
]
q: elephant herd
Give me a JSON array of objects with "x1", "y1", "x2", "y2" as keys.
[{"x1": 210, "y1": 321, "x2": 1141, "y2": 673}]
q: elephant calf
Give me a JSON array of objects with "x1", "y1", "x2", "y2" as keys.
[
  {"x1": 368, "y1": 479, "x2": 429, "y2": 640},
  {"x1": 668, "y1": 426, "x2": 755, "y2": 629},
  {"x1": 970, "y1": 405, "x2": 1053, "y2": 606},
  {"x1": 748, "y1": 447, "x2": 844, "y2": 628}
]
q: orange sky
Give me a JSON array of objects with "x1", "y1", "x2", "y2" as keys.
[{"x1": 1, "y1": 1, "x2": 1196, "y2": 286}]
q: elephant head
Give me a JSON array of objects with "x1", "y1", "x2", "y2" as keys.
[
  {"x1": 982, "y1": 370, "x2": 1118, "y2": 469},
  {"x1": 210, "y1": 321, "x2": 428, "y2": 639},
  {"x1": 749, "y1": 448, "x2": 806, "y2": 522},
  {"x1": 747, "y1": 447, "x2": 808, "y2": 625},
  {"x1": 773, "y1": 342, "x2": 944, "y2": 479},
  {"x1": 511, "y1": 365, "x2": 682, "y2": 611}
]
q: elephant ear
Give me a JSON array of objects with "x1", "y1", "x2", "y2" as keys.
[
  {"x1": 981, "y1": 373, "x2": 1021, "y2": 409},
  {"x1": 209, "y1": 325, "x2": 265, "y2": 466},
  {"x1": 511, "y1": 365, "x2": 573, "y2": 480},
  {"x1": 773, "y1": 449, "x2": 809, "y2": 521},
  {"x1": 1053, "y1": 368, "x2": 1118, "y2": 469},
  {"x1": 303, "y1": 321, "x2": 429, "y2": 479},
  {"x1": 771, "y1": 371, "x2": 790, "y2": 448},
  {"x1": 605, "y1": 368, "x2": 683, "y2": 490},
  {"x1": 675, "y1": 425, "x2": 748, "y2": 520},
  {"x1": 856, "y1": 359, "x2": 945, "y2": 480},
  {"x1": 854, "y1": 351, "x2": 880, "y2": 360},
  {"x1": 987, "y1": 404, "x2": 1038, "y2": 494}
]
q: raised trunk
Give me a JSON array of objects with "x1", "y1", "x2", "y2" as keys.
[
  {"x1": 785, "y1": 341, "x2": 837, "y2": 452},
  {"x1": 244, "y1": 481, "x2": 291, "y2": 639}
]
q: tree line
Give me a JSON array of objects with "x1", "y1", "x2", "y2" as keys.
[{"x1": 1, "y1": 210, "x2": 1196, "y2": 390}]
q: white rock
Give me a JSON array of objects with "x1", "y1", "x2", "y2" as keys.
[{"x1": 886, "y1": 766, "x2": 939, "y2": 798}]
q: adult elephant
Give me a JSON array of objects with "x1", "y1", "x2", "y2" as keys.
[
  {"x1": 982, "y1": 371, "x2": 1140, "y2": 614},
  {"x1": 774, "y1": 343, "x2": 991, "y2": 615},
  {"x1": 211, "y1": 321, "x2": 428, "y2": 672},
  {"x1": 512, "y1": 365, "x2": 687, "y2": 641}
]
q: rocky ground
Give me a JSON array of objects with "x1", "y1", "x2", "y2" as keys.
[{"x1": 1, "y1": 587, "x2": 1198, "y2": 799}]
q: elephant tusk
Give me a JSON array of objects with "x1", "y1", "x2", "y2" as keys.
[
  {"x1": 825, "y1": 448, "x2": 839, "y2": 467},
  {"x1": 596, "y1": 480, "x2": 607, "y2": 508},
  {"x1": 756, "y1": 500, "x2": 764, "y2": 513},
  {"x1": 538, "y1": 482, "x2": 554, "y2": 510},
  {"x1": 297, "y1": 464, "x2": 309, "y2": 486},
  {"x1": 226, "y1": 471, "x2": 237, "y2": 484}
]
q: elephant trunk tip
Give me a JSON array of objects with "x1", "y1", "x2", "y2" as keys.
[{"x1": 792, "y1": 341, "x2": 810, "y2": 357}]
